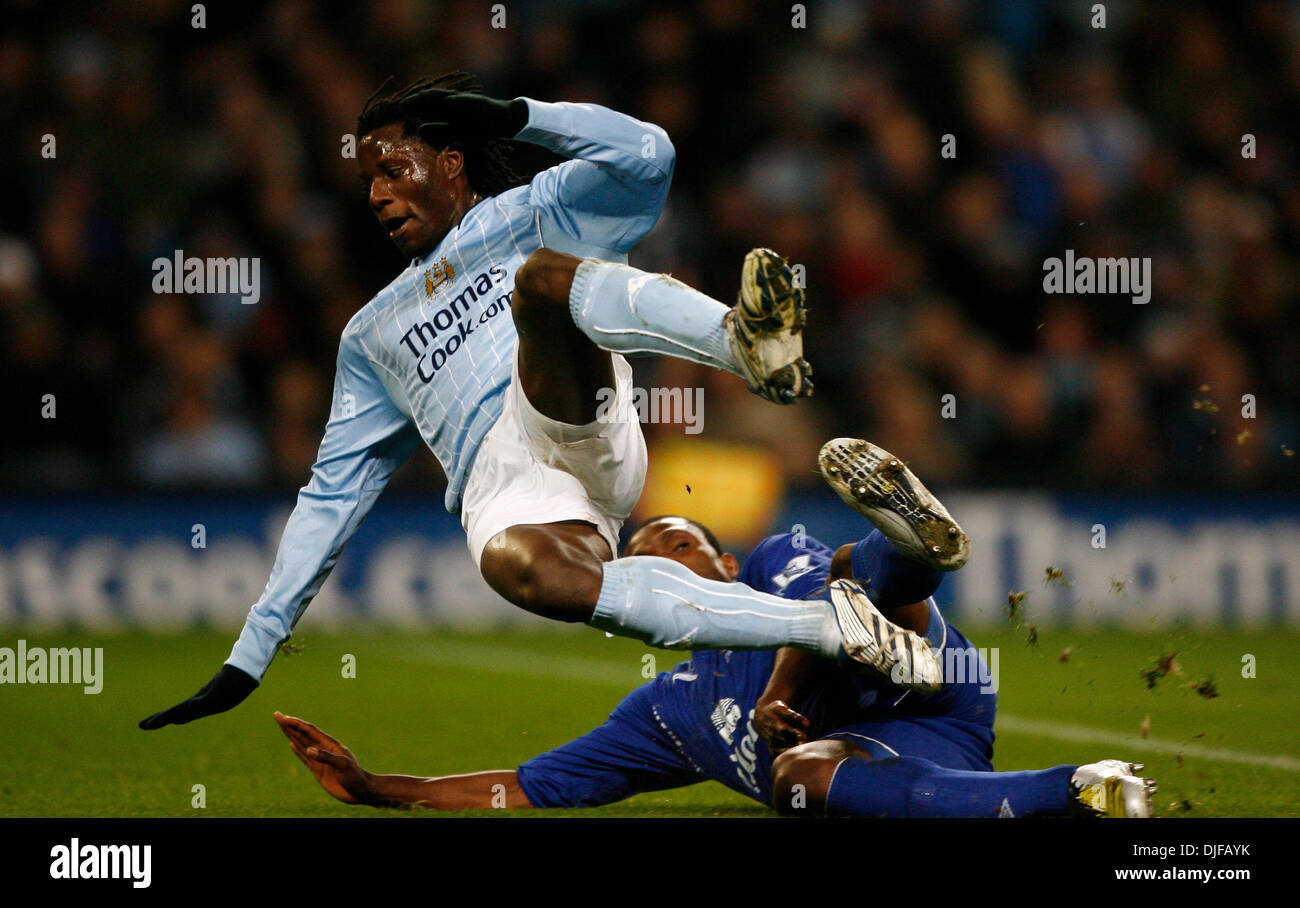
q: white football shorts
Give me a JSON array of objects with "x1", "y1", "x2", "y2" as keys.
[{"x1": 460, "y1": 350, "x2": 647, "y2": 567}]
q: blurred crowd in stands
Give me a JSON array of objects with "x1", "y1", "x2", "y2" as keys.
[{"x1": 1, "y1": 0, "x2": 1296, "y2": 495}]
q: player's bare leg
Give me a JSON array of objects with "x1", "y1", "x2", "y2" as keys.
[
  {"x1": 510, "y1": 248, "x2": 615, "y2": 427},
  {"x1": 508, "y1": 245, "x2": 814, "y2": 415},
  {"x1": 478, "y1": 247, "x2": 616, "y2": 622},
  {"x1": 770, "y1": 738, "x2": 869, "y2": 815},
  {"x1": 480, "y1": 521, "x2": 608, "y2": 622},
  {"x1": 481, "y1": 246, "x2": 815, "y2": 626},
  {"x1": 480, "y1": 249, "x2": 931, "y2": 677}
]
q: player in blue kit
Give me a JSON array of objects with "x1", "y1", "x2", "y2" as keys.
[
  {"x1": 141, "y1": 74, "x2": 954, "y2": 730},
  {"x1": 273, "y1": 441, "x2": 1156, "y2": 818}
]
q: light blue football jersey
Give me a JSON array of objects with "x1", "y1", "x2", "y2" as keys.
[{"x1": 227, "y1": 99, "x2": 674, "y2": 680}]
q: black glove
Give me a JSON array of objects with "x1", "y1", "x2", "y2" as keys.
[
  {"x1": 412, "y1": 90, "x2": 528, "y2": 147},
  {"x1": 139, "y1": 664, "x2": 259, "y2": 730}
]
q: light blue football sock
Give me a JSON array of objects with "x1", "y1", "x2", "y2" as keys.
[
  {"x1": 591, "y1": 556, "x2": 841, "y2": 657},
  {"x1": 569, "y1": 260, "x2": 740, "y2": 374},
  {"x1": 825, "y1": 756, "x2": 1076, "y2": 818}
]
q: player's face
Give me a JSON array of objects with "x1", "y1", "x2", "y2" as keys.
[
  {"x1": 625, "y1": 518, "x2": 739, "y2": 582},
  {"x1": 358, "y1": 124, "x2": 464, "y2": 258}
]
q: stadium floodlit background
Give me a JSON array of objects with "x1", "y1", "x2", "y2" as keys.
[{"x1": 0, "y1": 0, "x2": 1296, "y2": 818}]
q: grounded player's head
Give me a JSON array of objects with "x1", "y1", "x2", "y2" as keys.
[
  {"x1": 356, "y1": 72, "x2": 526, "y2": 258},
  {"x1": 624, "y1": 516, "x2": 739, "y2": 583}
]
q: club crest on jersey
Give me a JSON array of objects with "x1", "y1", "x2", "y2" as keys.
[
  {"x1": 710, "y1": 698, "x2": 742, "y2": 744},
  {"x1": 425, "y1": 258, "x2": 455, "y2": 296},
  {"x1": 399, "y1": 263, "x2": 511, "y2": 384}
]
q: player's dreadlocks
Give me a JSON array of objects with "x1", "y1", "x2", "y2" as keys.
[{"x1": 357, "y1": 71, "x2": 530, "y2": 198}]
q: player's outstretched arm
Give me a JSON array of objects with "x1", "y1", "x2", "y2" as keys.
[
  {"x1": 226, "y1": 333, "x2": 421, "y2": 680},
  {"x1": 137, "y1": 333, "x2": 413, "y2": 728},
  {"x1": 275, "y1": 713, "x2": 533, "y2": 809},
  {"x1": 138, "y1": 664, "x2": 259, "y2": 730},
  {"x1": 139, "y1": 332, "x2": 419, "y2": 731}
]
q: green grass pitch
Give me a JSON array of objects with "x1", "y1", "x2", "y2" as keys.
[{"x1": 1, "y1": 624, "x2": 1296, "y2": 817}]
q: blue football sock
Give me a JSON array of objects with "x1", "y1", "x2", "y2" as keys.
[
  {"x1": 591, "y1": 556, "x2": 841, "y2": 657},
  {"x1": 850, "y1": 530, "x2": 943, "y2": 609},
  {"x1": 825, "y1": 756, "x2": 1077, "y2": 817},
  {"x1": 569, "y1": 260, "x2": 741, "y2": 375}
]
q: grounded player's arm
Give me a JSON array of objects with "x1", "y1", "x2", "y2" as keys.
[
  {"x1": 755, "y1": 539, "x2": 935, "y2": 748},
  {"x1": 754, "y1": 647, "x2": 817, "y2": 755},
  {"x1": 755, "y1": 540, "x2": 920, "y2": 753},
  {"x1": 275, "y1": 713, "x2": 533, "y2": 809},
  {"x1": 140, "y1": 333, "x2": 420, "y2": 730}
]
